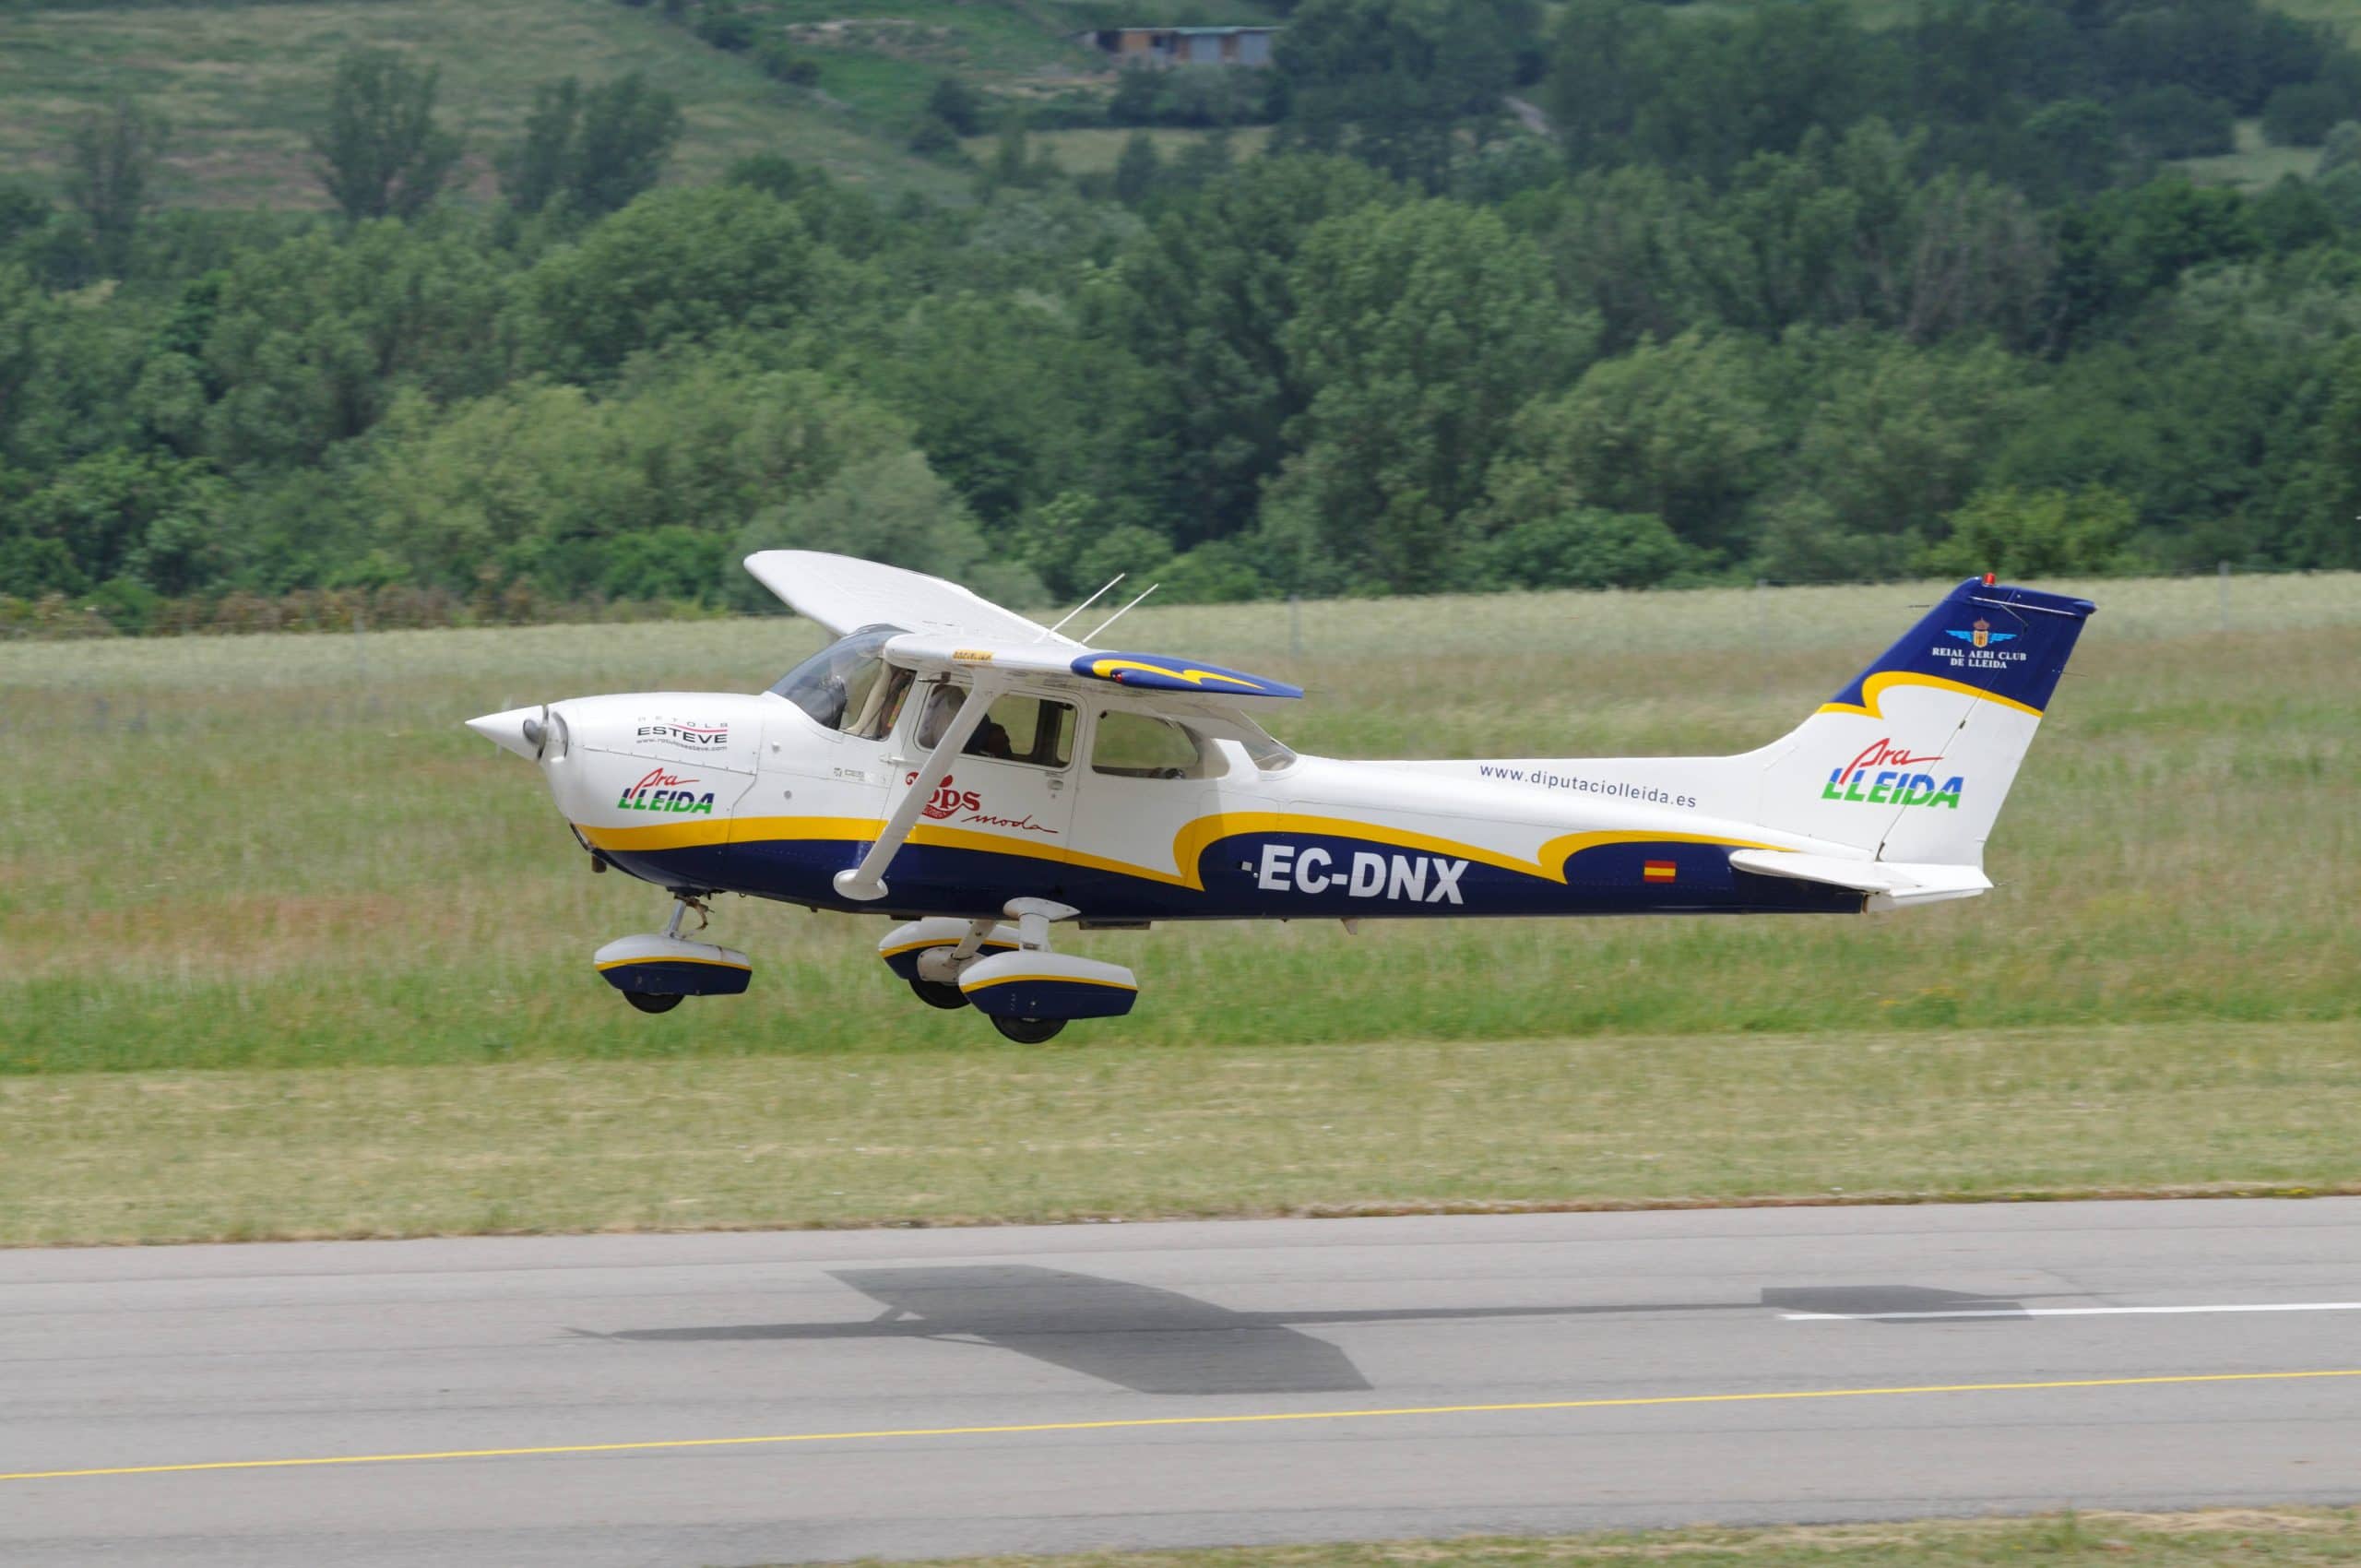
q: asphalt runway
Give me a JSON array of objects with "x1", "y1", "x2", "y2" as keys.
[{"x1": 6, "y1": 1199, "x2": 2361, "y2": 1567}]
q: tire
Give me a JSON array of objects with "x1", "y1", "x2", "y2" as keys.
[
  {"x1": 909, "y1": 975, "x2": 968, "y2": 1011},
  {"x1": 623, "y1": 992, "x2": 684, "y2": 1015},
  {"x1": 991, "y1": 1015, "x2": 1065, "y2": 1044}
]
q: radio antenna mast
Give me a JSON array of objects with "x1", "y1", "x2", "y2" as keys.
[
  {"x1": 1085, "y1": 582, "x2": 1160, "y2": 644},
  {"x1": 1037, "y1": 574, "x2": 1123, "y2": 642}
]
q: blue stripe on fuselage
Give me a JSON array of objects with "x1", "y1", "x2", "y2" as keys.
[{"x1": 599, "y1": 829, "x2": 1862, "y2": 921}]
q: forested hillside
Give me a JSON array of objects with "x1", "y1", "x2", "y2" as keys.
[{"x1": 5, "y1": 0, "x2": 2361, "y2": 631}]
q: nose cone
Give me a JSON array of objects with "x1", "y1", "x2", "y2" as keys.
[{"x1": 466, "y1": 705, "x2": 546, "y2": 761}]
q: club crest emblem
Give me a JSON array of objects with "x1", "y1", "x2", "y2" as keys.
[{"x1": 1946, "y1": 618, "x2": 2017, "y2": 650}]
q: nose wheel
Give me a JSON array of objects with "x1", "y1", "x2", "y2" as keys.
[
  {"x1": 990, "y1": 1015, "x2": 1065, "y2": 1044},
  {"x1": 623, "y1": 992, "x2": 684, "y2": 1015}
]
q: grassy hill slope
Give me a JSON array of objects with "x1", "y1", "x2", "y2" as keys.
[{"x1": 0, "y1": 0, "x2": 971, "y2": 208}]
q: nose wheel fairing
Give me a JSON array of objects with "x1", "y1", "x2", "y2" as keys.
[{"x1": 593, "y1": 932, "x2": 753, "y2": 1000}]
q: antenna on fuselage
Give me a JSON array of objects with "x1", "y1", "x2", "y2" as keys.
[
  {"x1": 1084, "y1": 582, "x2": 1160, "y2": 644},
  {"x1": 1036, "y1": 574, "x2": 1124, "y2": 642}
]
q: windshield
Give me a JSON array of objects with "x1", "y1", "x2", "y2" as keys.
[{"x1": 769, "y1": 624, "x2": 908, "y2": 733}]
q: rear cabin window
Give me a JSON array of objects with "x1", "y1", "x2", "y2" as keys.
[
  {"x1": 1091, "y1": 710, "x2": 1202, "y2": 778},
  {"x1": 916, "y1": 686, "x2": 1075, "y2": 770}
]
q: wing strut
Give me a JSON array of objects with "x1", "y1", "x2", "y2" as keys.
[{"x1": 833, "y1": 677, "x2": 1006, "y2": 904}]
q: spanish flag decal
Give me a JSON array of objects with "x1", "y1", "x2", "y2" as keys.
[{"x1": 1643, "y1": 861, "x2": 1677, "y2": 883}]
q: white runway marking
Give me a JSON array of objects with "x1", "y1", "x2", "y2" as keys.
[{"x1": 1784, "y1": 1301, "x2": 2361, "y2": 1322}]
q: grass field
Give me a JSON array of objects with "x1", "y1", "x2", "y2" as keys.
[
  {"x1": 6, "y1": 1020, "x2": 2353, "y2": 1244},
  {"x1": 2177, "y1": 118, "x2": 2322, "y2": 191},
  {"x1": 2270, "y1": 0, "x2": 2361, "y2": 40},
  {"x1": 0, "y1": 0, "x2": 966, "y2": 208},
  {"x1": 743, "y1": 1510, "x2": 2361, "y2": 1568},
  {"x1": 3, "y1": 572, "x2": 2355, "y2": 1075},
  {"x1": 0, "y1": 573, "x2": 2356, "y2": 1244}
]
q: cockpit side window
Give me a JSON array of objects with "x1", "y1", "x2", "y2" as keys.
[
  {"x1": 769, "y1": 624, "x2": 907, "y2": 735},
  {"x1": 915, "y1": 684, "x2": 1074, "y2": 770},
  {"x1": 1091, "y1": 709, "x2": 1204, "y2": 779}
]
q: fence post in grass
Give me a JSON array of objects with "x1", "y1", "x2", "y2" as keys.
[
  {"x1": 2217, "y1": 561, "x2": 2230, "y2": 634},
  {"x1": 1756, "y1": 578, "x2": 1769, "y2": 696}
]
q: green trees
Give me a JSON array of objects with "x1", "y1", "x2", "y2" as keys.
[
  {"x1": 13, "y1": 3, "x2": 2361, "y2": 625},
  {"x1": 501, "y1": 75, "x2": 682, "y2": 218},
  {"x1": 1927, "y1": 487, "x2": 2139, "y2": 577},
  {"x1": 514, "y1": 186, "x2": 844, "y2": 378},
  {"x1": 1262, "y1": 198, "x2": 1591, "y2": 591},
  {"x1": 66, "y1": 99, "x2": 171, "y2": 276},
  {"x1": 1, "y1": 449, "x2": 224, "y2": 600},
  {"x1": 1093, "y1": 156, "x2": 1396, "y2": 551},
  {"x1": 569, "y1": 75, "x2": 687, "y2": 216},
  {"x1": 1487, "y1": 330, "x2": 1776, "y2": 567},
  {"x1": 199, "y1": 222, "x2": 507, "y2": 469},
  {"x1": 312, "y1": 51, "x2": 463, "y2": 222},
  {"x1": 1275, "y1": 0, "x2": 1534, "y2": 186},
  {"x1": 355, "y1": 364, "x2": 960, "y2": 597}
]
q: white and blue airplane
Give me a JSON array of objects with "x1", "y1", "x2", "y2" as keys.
[{"x1": 468, "y1": 552, "x2": 2094, "y2": 1041}]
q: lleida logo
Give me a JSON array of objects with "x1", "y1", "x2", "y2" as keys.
[
  {"x1": 616, "y1": 766, "x2": 717, "y2": 814},
  {"x1": 1255, "y1": 844, "x2": 1468, "y2": 904},
  {"x1": 637, "y1": 720, "x2": 729, "y2": 749},
  {"x1": 1934, "y1": 617, "x2": 2027, "y2": 671},
  {"x1": 908, "y1": 771, "x2": 982, "y2": 822},
  {"x1": 1823, "y1": 738, "x2": 1963, "y2": 809}
]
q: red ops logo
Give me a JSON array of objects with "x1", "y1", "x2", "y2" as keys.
[{"x1": 908, "y1": 772, "x2": 982, "y2": 821}]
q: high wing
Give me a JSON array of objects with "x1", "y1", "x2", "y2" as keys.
[
  {"x1": 879, "y1": 632, "x2": 1303, "y2": 707},
  {"x1": 829, "y1": 630, "x2": 1302, "y2": 904},
  {"x1": 744, "y1": 550, "x2": 1069, "y2": 644},
  {"x1": 753, "y1": 555, "x2": 1302, "y2": 905}
]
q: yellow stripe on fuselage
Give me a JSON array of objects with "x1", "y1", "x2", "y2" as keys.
[
  {"x1": 580, "y1": 810, "x2": 1780, "y2": 893},
  {"x1": 579, "y1": 814, "x2": 876, "y2": 854},
  {"x1": 1818, "y1": 671, "x2": 2044, "y2": 720}
]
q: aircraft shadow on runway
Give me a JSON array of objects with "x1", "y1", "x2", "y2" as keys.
[{"x1": 595, "y1": 1268, "x2": 2043, "y2": 1396}]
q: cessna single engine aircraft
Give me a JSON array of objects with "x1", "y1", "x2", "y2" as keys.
[{"x1": 468, "y1": 552, "x2": 2094, "y2": 1041}]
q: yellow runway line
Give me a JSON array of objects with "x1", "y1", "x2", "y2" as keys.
[{"x1": 7, "y1": 1367, "x2": 2359, "y2": 1484}]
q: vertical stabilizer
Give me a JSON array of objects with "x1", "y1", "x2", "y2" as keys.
[{"x1": 1746, "y1": 579, "x2": 2096, "y2": 867}]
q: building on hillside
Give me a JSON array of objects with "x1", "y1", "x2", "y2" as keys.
[{"x1": 1070, "y1": 25, "x2": 1279, "y2": 67}]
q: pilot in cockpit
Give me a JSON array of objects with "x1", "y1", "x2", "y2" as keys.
[{"x1": 919, "y1": 684, "x2": 1013, "y2": 760}]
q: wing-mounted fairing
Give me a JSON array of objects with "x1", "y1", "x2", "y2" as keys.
[{"x1": 875, "y1": 634, "x2": 1303, "y2": 707}]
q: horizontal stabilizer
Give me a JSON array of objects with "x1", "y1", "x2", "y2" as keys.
[{"x1": 1727, "y1": 850, "x2": 1992, "y2": 909}]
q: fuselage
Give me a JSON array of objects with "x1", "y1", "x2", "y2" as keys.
[{"x1": 505, "y1": 683, "x2": 1867, "y2": 926}]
